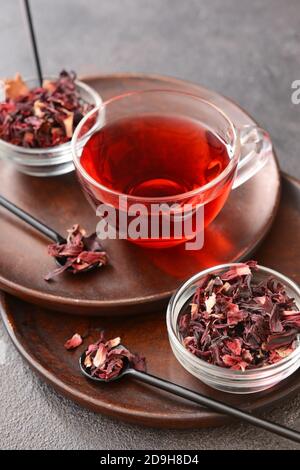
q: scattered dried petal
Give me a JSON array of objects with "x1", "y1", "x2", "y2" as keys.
[{"x1": 64, "y1": 333, "x2": 83, "y2": 350}]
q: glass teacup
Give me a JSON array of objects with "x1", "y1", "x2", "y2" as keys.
[{"x1": 71, "y1": 90, "x2": 272, "y2": 249}]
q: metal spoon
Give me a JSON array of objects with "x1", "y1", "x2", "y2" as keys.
[
  {"x1": 0, "y1": 194, "x2": 99, "y2": 273},
  {"x1": 79, "y1": 346, "x2": 300, "y2": 444}
]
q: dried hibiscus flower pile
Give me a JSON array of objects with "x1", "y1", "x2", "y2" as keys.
[
  {"x1": 179, "y1": 261, "x2": 300, "y2": 370},
  {"x1": 45, "y1": 224, "x2": 108, "y2": 280},
  {"x1": 0, "y1": 70, "x2": 92, "y2": 148},
  {"x1": 82, "y1": 333, "x2": 146, "y2": 380}
]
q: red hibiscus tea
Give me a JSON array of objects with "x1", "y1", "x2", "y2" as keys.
[{"x1": 80, "y1": 114, "x2": 233, "y2": 248}]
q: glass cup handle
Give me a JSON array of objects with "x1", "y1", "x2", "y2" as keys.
[{"x1": 233, "y1": 125, "x2": 272, "y2": 189}]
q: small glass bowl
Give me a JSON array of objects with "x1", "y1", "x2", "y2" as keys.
[
  {"x1": 0, "y1": 77, "x2": 102, "y2": 177},
  {"x1": 166, "y1": 264, "x2": 300, "y2": 394}
]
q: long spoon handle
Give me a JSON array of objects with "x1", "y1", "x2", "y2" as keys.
[
  {"x1": 128, "y1": 369, "x2": 300, "y2": 444},
  {"x1": 0, "y1": 195, "x2": 64, "y2": 244},
  {"x1": 22, "y1": 0, "x2": 43, "y2": 86}
]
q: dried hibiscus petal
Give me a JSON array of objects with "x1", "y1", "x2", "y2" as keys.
[
  {"x1": 93, "y1": 343, "x2": 107, "y2": 368},
  {"x1": 227, "y1": 304, "x2": 247, "y2": 326},
  {"x1": 83, "y1": 333, "x2": 146, "y2": 381},
  {"x1": 45, "y1": 224, "x2": 108, "y2": 280},
  {"x1": 225, "y1": 338, "x2": 242, "y2": 356},
  {"x1": 221, "y1": 354, "x2": 248, "y2": 371},
  {"x1": 179, "y1": 261, "x2": 300, "y2": 370},
  {"x1": 64, "y1": 333, "x2": 83, "y2": 350}
]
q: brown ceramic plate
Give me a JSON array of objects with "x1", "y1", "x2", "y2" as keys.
[
  {"x1": 0, "y1": 74, "x2": 280, "y2": 315},
  {"x1": 0, "y1": 174, "x2": 299, "y2": 428}
]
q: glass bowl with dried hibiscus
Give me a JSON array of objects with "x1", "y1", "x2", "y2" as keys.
[
  {"x1": 0, "y1": 71, "x2": 102, "y2": 177},
  {"x1": 167, "y1": 262, "x2": 300, "y2": 394}
]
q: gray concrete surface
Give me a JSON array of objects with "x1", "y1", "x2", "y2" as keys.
[{"x1": 0, "y1": 0, "x2": 300, "y2": 450}]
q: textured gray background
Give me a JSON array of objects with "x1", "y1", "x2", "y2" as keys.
[{"x1": 0, "y1": 0, "x2": 300, "y2": 450}]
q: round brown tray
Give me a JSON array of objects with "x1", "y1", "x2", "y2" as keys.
[
  {"x1": 0, "y1": 74, "x2": 280, "y2": 315},
  {"x1": 0, "y1": 174, "x2": 299, "y2": 429}
]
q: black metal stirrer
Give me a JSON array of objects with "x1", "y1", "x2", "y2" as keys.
[
  {"x1": 22, "y1": 0, "x2": 43, "y2": 86},
  {"x1": 0, "y1": 194, "x2": 100, "y2": 273}
]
